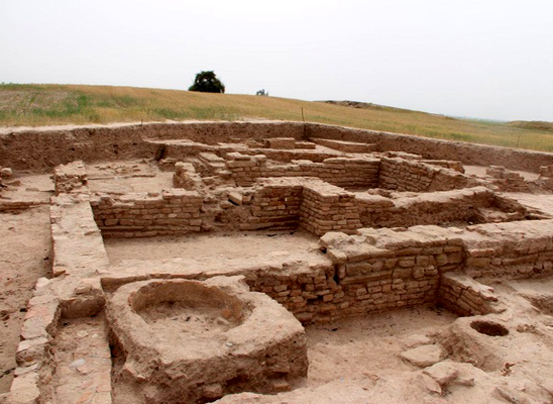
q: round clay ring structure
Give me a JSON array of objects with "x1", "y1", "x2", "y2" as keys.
[{"x1": 106, "y1": 276, "x2": 308, "y2": 403}]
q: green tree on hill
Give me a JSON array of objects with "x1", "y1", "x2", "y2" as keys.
[{"x1": 188, "y1": 71, "x2": 225, "y2": 93}]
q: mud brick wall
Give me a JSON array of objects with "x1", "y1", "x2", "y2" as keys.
[
  {"x1": 226, "y1": 153, "x2": 267, "y2": 186},
  {"x1": 3, "y1": 121, "x2": 553, "y2": 173},
  {"x1": 246, "y1": 263, "x2": 345, "y2": 324},
  {"x1": 9, "y1": 277, "x2": 61, "y2": 404},
  {"x1": 308, "y1": 122, "x2": 553, "y2": 173},
  {"x1": 486, "y1": 166, "x2": 530, "y2": 192},
  {"x1": 299, "y1": 183, "x2": 361, "y2": 236},
  {"x1": 245, "y1": 148, "x2": 340, "y2": 163},
  {"x1": 90, "y1": 178, "x2": 363, "y2": 238},
  {"x1": 54, "y1": 160, "x2": 88, "y2": 195},
  {"x1": 51, "y1": 194, "x2": 110, "y2": 278},
  {"x1": 464, "y1": 220, "x2": 553, "y2": 280},
  {"x1": 539, "y1": 165, "x2": 553, "y2": 177},
  {"x1": 307, "y1": 228, "x2": 466, "y2": 321},
  {"x1": 378, "y1": 157, "x2": 475, "y2": 192},
  {"x1": 537, "y1": 165, "x2": 553, "y2": 191},
  {"x1": 250, "y1": 229, "x2": 466, "y2": 324},
  {"x1": 244, "y1": 178, "x2": 363, "y2": 236},
  {"x1": 356, "y1": 187, "x2": 497, "y2": 228},
  {"x1": 0, "y1": 200, "x2": 45, "y2": 212},
  {"x1": 295, "y1": 141, "x2": 317, "y2": 150},
  {"x1": 91, "y1": 189, "x2": 203, "y2": 238},
  {"x1": 310, "y1": 138, "x2": 377, "y2": 153},
  {"x1": 313, "y1": 158, "x2": 379, "y2": 188},
  {"x1": 438, "y1": 272, "x2": 500, "y2": 316},
  {"x1": 227, "y1": 152, "x2": 379, "y2": 189},
  {"x1": 422, "y1": 159, "x2": 465, "y2": 173},
  {"x1": 243, "y1": 183, "x2": 303, "y2": 231},
  {"x1": 335, "y1": 241, "x2": 464, "y2": 318},
  {"x1": 265, "y1": 137, "x2": 296, "y2": 149}
]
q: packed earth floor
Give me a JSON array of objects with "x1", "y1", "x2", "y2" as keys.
[{"x1": 2, "y1": 121, "x2": 553, "y2": 403}]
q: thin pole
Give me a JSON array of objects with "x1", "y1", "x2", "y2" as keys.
[{"x1": 301, "y1": 108, "x2": 307, "y2": 139}]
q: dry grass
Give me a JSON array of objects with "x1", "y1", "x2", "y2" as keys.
[{"x1": 1, "y1": 84, "x2": 552, "y2": 152}]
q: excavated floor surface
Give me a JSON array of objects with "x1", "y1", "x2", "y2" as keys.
[
  {"x1": 3, "y1": 122, "x2": 553, "y2": 403},
  {"x1": 105, "y1": 231, "x2": 320, "y2": 267},
  {"x1": 305, "y1": 306, "x2": 458, "y2": 387}
]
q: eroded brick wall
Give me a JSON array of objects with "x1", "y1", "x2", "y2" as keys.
[
  {"x1": 227, "y1": 153, "x2": 379, "y2": 189},
  {"x1": 244, "y1": 182, "x2": 303, "y2": 231},
  {"x1": 248, "y1": 229, "x2": 465, "y2": 323},
  {"x1": 356, "y1": 187, "x2": 500, "y2": 228},
  {"x1": 91, "y1": 189, "x2": 204, "y2": 238},
  {"x1": 378, "y1": 157, "x2": 475, "y2": 192},
  {"x1": 299, "y1": 183, "x2": 361, "y2": 236},
  {"x1": 464, "y1": 220, "x2": 553, "y2": 279},
  {"x1": 438, "y1": 272, "x2": 500, "y2": 316},
  {"x1": 91, "y1": 177, "x2": 365, "y2": 238}
]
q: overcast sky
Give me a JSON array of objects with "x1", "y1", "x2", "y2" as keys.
[{"x1": 1, "y1": 0, "x2": 552, "y2": 121}]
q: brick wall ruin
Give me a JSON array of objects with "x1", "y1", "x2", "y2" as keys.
[
  {"x1": 91, "y1": 177, "x2": 363, "y2": 238},
  {"x1": 378, "y1": 157, "x2": 477, "y2": 192},
  {"x1": 356, "y1": 187, "x2": 527, "y2": 228},
  {"x1": 226, "y1": 152, "x2": 380, "y2": 188},
  {"x1": 91, "y1": 189, "x2": 204, "y2": 238},
  {"x1": 3, "y1": 121, "x2": 553, "y2": 172},
  {"x1": 4, "y1": 120, "x2": 553, "y2": 403}
]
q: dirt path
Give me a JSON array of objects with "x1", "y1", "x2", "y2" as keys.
[{"x1": 0, "y1": 207, "x2": 51, "y2": 393}]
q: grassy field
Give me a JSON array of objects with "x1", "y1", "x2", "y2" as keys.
[{"x1": 1, "y1": 83, "x2": 552, "y2": 152}]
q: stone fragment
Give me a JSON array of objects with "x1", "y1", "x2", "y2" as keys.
[
  {"x1": 8, "y1": 371, "x2": 40, "y2": 404},
  {"x1": 203, "y1": 383, "x2": 223, "y2": 399},
  {"x1": 69, "y1": 359, "x2": 86, "y2": 369},
  {"x1": 0, "y1": 167, "x2": 13, "y2": 178},
  {"x1": 16, "y1": 337, "x2": 48, "y2": 366},
  {"x1": 420, "y1": 373, "x2": 442, "y2": 395},
  {"x1": 228, "y1": 192, "x2": 243, "y2": 205},
  {"x1": 402, "y1": 333, "x2": 432, "y2": 348},
  {"x1": 53, "y1": 266, "x2": 67, "y2": 277},
  {"x1": 423, "y1": 361, "x2": 460, "y2": 387},
  {"x1": 400, "y1": 344, "x2": 444, "y2": 368}
]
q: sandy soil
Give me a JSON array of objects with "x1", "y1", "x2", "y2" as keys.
[
  {"x1": 138, "y1": 302, "x2": 238, "y2": 341},
  {"x1": 87, "y1": 161, "x2": 173, "y2": 193},
  {"x1": 51, "y1": 315, "x2": 111, "y2": 404},
  {"x1": 504, "y1": 192, "x2": 553, "y2": 215},
  {"x1": 104, "y1": 231, "x2": 321, "y2": 266},
  {"x1": 0, "y1": 174, "x2": 53, "y2": 203},
  {"x1": 464, "y1": 165, "x2": 540, "y2": 181},
  {"x1": 0, "y1": 207, "x2": 51, "y2": 393},
  {"x1": 305, "y1": 305, "x2": 456, "y2": 387}
]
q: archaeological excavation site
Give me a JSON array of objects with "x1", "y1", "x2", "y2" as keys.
[{"x1": 3, "y1": 121, "x2": 553, "y2": 404}]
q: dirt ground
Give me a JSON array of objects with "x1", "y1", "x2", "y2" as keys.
[
  {"x1": 0, "y1": 207, "x2": 51, "y2": 393},
  {"x1": 505, "y1": 192, "x2": 553, "y2": 215},
  {"x1": 87, "y1": 161, "x2": 174, "y2": 194},
  {"x1": 305, "y1": 305, "x2": 456, "y2": 387},
  {"x1": 104, "y1": 231, "x2": 321, "y2": 266}
]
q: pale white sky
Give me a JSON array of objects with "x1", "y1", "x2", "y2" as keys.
[{"x1": 1, "y1": 0, "x2": 552, "y2": 121}]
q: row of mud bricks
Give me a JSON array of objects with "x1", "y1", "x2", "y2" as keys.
[
  {"x1": 379, "y1": 157, "x2": 475, "y2": 192},
  {"x1": 91, "y1": 178, "x2": 363, "y2": 237},
  {"x1": 91, "y1": 189, "x2": 204, "y2": 238},
  {"x1": 247, "y1": 239, "x2": 501, "y2": 323},
  {"x1": 226, "y1": 152, "x2": 380, "y2": 188}
]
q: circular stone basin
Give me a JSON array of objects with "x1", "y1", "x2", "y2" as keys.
[
  {"x1": 132, "y1": 280, "x2": 245, "y2": 344},
  {"x1": 107, "y1": 276, "x2": 308, "y2": 404},
  {"x1": 470, "y1": 320, "x2": 509, "y2": 336}
]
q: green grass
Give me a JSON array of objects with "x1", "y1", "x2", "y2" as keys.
[{"x1": 1, "y1": 83, "x2": 552, "y2": 152}]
